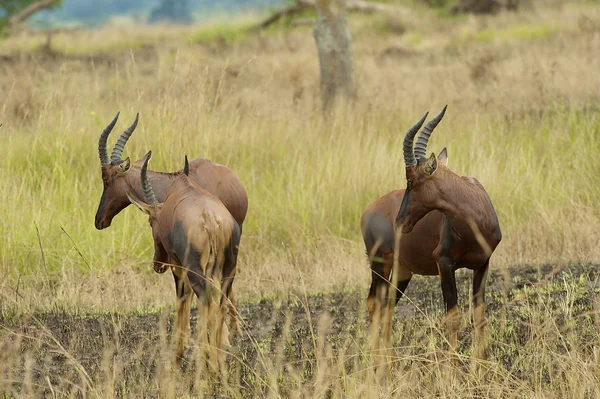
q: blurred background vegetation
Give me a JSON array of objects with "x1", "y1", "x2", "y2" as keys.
[
  {"x1": 0, "y1": 0, "x2": 599, "y2": 395},
  {"x1": 0, "y1": 0, "x2": 287, "y2": 30}
]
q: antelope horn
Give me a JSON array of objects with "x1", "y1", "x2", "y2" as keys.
[
  {"x1": 184, "y1": 155, "x2": 190, "y2": 176},
  {"x1": 414, "y1": 105, "x2": 448, "y2": 161},
  {"x1": 141, "y1": 150, "x2": 158, "y2": 206},
  {"x1": 98, "y1": 112, "x2": 119, "y2": 166},
  {"x1": 403, "y1": 112, "x2": 429, "y2": 168},
  {"x1": 110, "y1": 113, "x2": 139, "y2": 163}
]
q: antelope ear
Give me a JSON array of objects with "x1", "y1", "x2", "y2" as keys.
[
  {"x1": 127, "y1": 193, "x2": 153, "y2": 216},
  {"x1": 425, "y1": 152, "x2": 438, "y2": 176},
  {"x1": 437, "y1": 147, "x2": 448, "y2": 166},
  {"x1": 117, "y1": 157, "x2": 131, "y2": 174}
]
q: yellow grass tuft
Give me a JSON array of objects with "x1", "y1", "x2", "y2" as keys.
[{"x1": 0, "y1": 3, "x2": 599, "y2": 309}]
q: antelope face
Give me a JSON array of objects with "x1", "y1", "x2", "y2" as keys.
[
  {"x1": 95, "y1": 112, "x2": 139, "y2": 229},
  {"x1": 95, "y1": 159, "x2": 132, "y2": 230},
  {"x1": 396, "y1": 106, "x2": 449, "y2": 233},
  {"x1": 397, "y1": 152, "x2": 446, "y2": 233}
]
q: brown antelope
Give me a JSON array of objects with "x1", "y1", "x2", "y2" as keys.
[
  {"x1": 95, "y1": 112, "x2": 247, "y2": 332},
  {"x1": 360, "y1": 106, "x2": 502, "y2": 357},
  {"x1": 129, "y1": 151, "x2": 241, "y2": 366}
]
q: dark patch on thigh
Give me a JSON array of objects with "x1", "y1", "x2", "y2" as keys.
[
  {"x1": 223, "y1": 220, "x2": 241, "y2": 274},
  {"x1": 362, "y1": 212, "x2": 395, "y2": 255},
  {"x1": 168, "y1": 220, "x2": 202, "y2": 269}
]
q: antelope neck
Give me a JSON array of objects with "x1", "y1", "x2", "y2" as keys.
[
  {"x1": 126, "y1": 166, "x2": 181, "y2": 203},
  {"x1": 435, "y1": 172, "x2": 492, "y2": 226}
]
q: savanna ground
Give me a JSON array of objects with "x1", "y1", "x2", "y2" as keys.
[{"x1": 1, "y1": 0, "x2": 600, "y2": 397}]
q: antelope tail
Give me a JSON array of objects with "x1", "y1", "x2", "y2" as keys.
[{"x1": 202, "y1": 211, "x2": 222, "y2": 281}]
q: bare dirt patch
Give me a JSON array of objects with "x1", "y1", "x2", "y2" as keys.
[{"x1": 1, "y1": 263, "x2": 598, "y2": 397}]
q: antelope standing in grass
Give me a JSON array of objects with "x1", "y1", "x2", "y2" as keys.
[
  {"x1": 129, "y1": 151, "x2": 241, "y2": 366},
  {"x1": 360, "y1": 106, "x2": 502, "y2": 357},
  {"x1": 95, "y1": 112, "x2": 247, "y2": 332}
]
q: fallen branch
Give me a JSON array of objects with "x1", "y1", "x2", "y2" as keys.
[
  {"x1": 249, "y1": 0, "x2": 412, "y2": 31},
  {"x1": 248, "y1": 2, "x2": 312, "y2": 32}
]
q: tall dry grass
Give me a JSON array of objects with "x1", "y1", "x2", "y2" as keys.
[
  {"x1": 0, "y1": 2, "x2": 598, "y2": 312},
  {"x1": 1, "y1": 267, "x2": 599, "y2": 397},
  {"x1": 0, "y1": 2, "x2": 600, "y2": 397}
]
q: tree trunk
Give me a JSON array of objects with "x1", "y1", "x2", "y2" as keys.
[{"x1": 313, "y1": 0, "x2": 353, "y2": 113}]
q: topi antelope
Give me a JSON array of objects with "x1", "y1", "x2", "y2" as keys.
[
  {"x1": 95, "y1": 112, "x2": 248, "y2": 230},
  {"x1": 95, "y1": 112, "x2": 247, "y2": 332},
  {"x1": 129, "y1": 151, "x2": 241, "y2": 366},
  {"x1": 360, "y1": 106, "x2": 502, "y2": 357}
]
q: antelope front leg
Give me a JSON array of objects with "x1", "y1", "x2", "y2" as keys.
[
  {"x1": 472, "y1": 259, "x2": 490, "y2": 360},
  {"x1": 436, "y1": 219, "x2": 460, "y2": 351},
  {"x1": 438, "y1": 255, "x2": 459, "y2": 351}
]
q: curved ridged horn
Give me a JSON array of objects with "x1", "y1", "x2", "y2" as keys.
[
  {"x1": 184, "y1": 155, "x2": 190, "y2": 176},
  {"x1": 110, "y1": 113, "x2": 139, "y2": 163},
  {"x1": 98, "y1": 112, "x2": 120, "y2": 166},
  {"x1": 414, "y1": 105, "x2": 447, "y2": 161},
  {"x1": 403, "y1": 112, "x2": 429, "y2": 168},
  {"x1": 141, "y1": 150, "x2": 158, "y2": 206}
]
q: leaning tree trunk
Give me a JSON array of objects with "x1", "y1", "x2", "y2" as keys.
[
  {"x1": 313, "y1": 0, "x2": 352, "y2": 113},
  {"x1": 7, "y1": 0, "x2": 60, "y2": 30}
]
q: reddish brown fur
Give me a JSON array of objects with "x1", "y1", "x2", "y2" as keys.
[
  {"x1": 95, "y1": 157, "x2": 247, "y2": 230},
  {"x1": 401, "y1": 160, "x2": 501, "y2": 269},
  {"x1": 360, "y1": 153, "x2": 449, "y2": 323},
  {"x1": 362, "y1": 109, "x2": 502, "y2": 359},
  {"x1": 131, "y1": 155, "x2": 241, "y2": 367},
  {"x1": 95, "y1": 114, "x2": 247, "y2": 336},
  {"x1": 399, "y1": 152, "x2": 501, "y2": 357},
  {"x1": 361, "y1": 190, "x2": 443, "y2": 277}
]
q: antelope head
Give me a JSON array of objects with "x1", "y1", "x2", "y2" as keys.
[
  {"x1": 396, "y1": 105, "x2": 449, "y2": 233},
  {"x1": 94, "y1": 112, "x2": 139, "y2": 229}
]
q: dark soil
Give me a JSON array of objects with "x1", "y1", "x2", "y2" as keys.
[{"x1": 1, "y1": 263, "x2": 599, "y2": 397}]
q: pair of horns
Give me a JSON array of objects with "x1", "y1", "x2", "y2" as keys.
[
  {"x1": 98, "y1": 112, "x2": 140, "y2": 166},
  {"x1": 402, "y1": 105, "x2": 447, "y2": 168},
  {"x1": 140, "y1": 151, "x2": 190, "y2": 207}
]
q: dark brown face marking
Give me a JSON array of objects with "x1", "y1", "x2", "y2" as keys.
[
  {"x1": 395, "y1": 163, "x2": 439, "y2": 231},
  {"x1": 94, "y1": 164, "x2": 131, "y2": 230},
  {"x1": 95, "y1": 189, "x2": 109, "y2": 229},
  {"x1": 396, "y1": 187, "x2": 412, "y2": 226}
]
